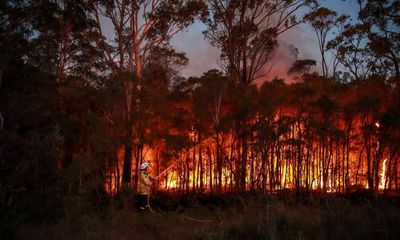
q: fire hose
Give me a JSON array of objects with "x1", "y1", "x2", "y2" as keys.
[
  {"x1": 146, "y1": 162, "x2": 177, "y2": 216},
  {"x1": 146, "y1": 162, "x2": 213, "y2": 222}
]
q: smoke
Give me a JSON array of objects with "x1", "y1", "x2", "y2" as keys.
[
  {"x1": 254, "y1": 26, "x2": 320, "y2": 85},
  {"x1": 254, "y1": 40, "x2": 299, "y2": 85},
  {"x1": 172, "y1": 21, "x2": 319, "y2": 83}
]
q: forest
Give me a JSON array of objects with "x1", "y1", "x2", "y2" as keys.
[{"x1": 1, "y1": 0, "x2": 400, "y2": 239}]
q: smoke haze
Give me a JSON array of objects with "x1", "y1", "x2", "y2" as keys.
[{"x1": 172, "y1": 22, "x2": 319, "y2": 84}]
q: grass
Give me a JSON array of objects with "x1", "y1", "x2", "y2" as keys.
[{"x1": 13, "y1": 192, "x2": 400, "y2": 240}]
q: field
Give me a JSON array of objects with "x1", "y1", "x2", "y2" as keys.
[{"x1": 14, "y1": 192, "x2": 400, "y2": 240}]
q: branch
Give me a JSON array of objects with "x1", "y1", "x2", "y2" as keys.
[
  {"x1": 92, "y1": 5, "x2": 115, "y2": 68},
  {"x1": 252, "y1": 64, "x2": 273, "y2": 82}
]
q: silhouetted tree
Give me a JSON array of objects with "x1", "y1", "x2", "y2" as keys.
[
  {"x1": 305, "y1": 7, "x2": 348, "y2": 78},
  {"x1": 86, "y1": 0, "x2": 207, "y2": 187}
]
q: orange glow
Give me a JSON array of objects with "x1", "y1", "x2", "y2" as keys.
[
  {"x1": 104, "y1": 111, "x2": 396, "y2": 195},
  {"x1": 379, "y1": 159, "x2": 387, "y2": 190},
  {"x1": 166, "y1": 179, "x2": 177, "y2": 189}
]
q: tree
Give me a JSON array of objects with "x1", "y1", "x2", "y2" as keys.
[
  {"x1": 86, "y1": 0, "x2": 207, "y2": 187},
  {"x1": 0, "y1": 1, "x2": 32, "y2": 132},
  {"x1": 358, "y1": 0, "x2": 400, "y2": 81},
  {"x1": 327, "y1": 24, "x2": 373, "y2": 82},
  {"x1": 193, "y1": 70, "x2": 232, "y2": 192},
  {"x1": 205, "y1": 0, "x2": 314, "y2": 191},
  {"x1": 205, "y1": 0, "x2": 315, "y2": 85},
  {"x1": 329, "y1": 0, "x2": 400, "y2": 83},
  {"x1": 0, "y1": 1, "x2": 63, "y2": 229},
  {"x1": 288, "y1": 59, "x2": 317, "y2": 77},
  {"x1": 305, "y1": 7, "x2": 349, "y2": 78},
  {"x1": 258, "y1": 78, "x2": 289, "y2": 192}
]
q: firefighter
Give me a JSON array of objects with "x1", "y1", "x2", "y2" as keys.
[{"x1": 138, "y1": 162, "x2": 155, "y2": 210}]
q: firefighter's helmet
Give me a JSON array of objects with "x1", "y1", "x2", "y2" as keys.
[{"x1": 140, "y1": 162, "x2": 150, "y2": 170}]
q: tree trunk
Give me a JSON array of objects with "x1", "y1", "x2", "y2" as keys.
[
  {"x1": 241, "y1": 133, "x2": 248, "y2": 190},
  {"x1": 199, "y1": 133, "x2": 204, "y2": 191},
  {"x1": 216, "y1": 131, "x2": 223, "y2": 192},
  {"x1": 122, "y1": 142, "x2": 132, "y2": 185},
  {"x1": 208, "y1": 147, "x2": 213, "y2": 192}
]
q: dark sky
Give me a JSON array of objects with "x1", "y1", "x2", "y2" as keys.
[{"x1": 171, "y1": 0, "x2": 360, "y2": 83}]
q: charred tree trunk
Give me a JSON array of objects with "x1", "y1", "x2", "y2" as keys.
[
  {"x1": 186, "y1": 149, "x2": 190, "y2": 195},
  {"x1": 261, "y1": 143, "x2": 267, "y2": 193},
  {"x1": 208, "y1": 147, "x2": 213, "y2": 192},
  {"x1": 345, "y1": 122, "x2": 351, "y2": 192},
  {"x1": 199, "y1": 133, "x2": 204, "y2": 191},
  {"x1": 241, "y1": 133, "x2": 248, "y2": 190},
  {"x1": 235, "y1": 136, "x2": 241, "y2": 191},
  {"x1": 216, "y1": 132, "x2": 222, "y2": 192},
  {"x1": 296, "y1": 121, "x2": 302, "y2": 195},
  {"x1": 366, "y1": 130, "x2": 373, "y2": 196},
  {"x1": 122, "y1": 142, "x2": 132, "y2": 185}
]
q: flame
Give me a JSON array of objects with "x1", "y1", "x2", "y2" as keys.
[
  {"x1": 166, "y1": 180, "x2": 177, "y2": 189},
  {"x1": 103, "y1": 117, "x2": 394, "y2": 195},
  {"x1": 379, "y1": 159, "x2": 387, "y2": 190}
]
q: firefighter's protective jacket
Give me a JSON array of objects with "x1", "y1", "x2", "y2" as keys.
[{"x1": 139, "y1": 171, "x2": 154, "y2": 195}]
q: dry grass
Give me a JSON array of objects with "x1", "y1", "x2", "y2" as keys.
[{"x1": 14, "y1": 193, "x2": 400, "y2": 240}]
